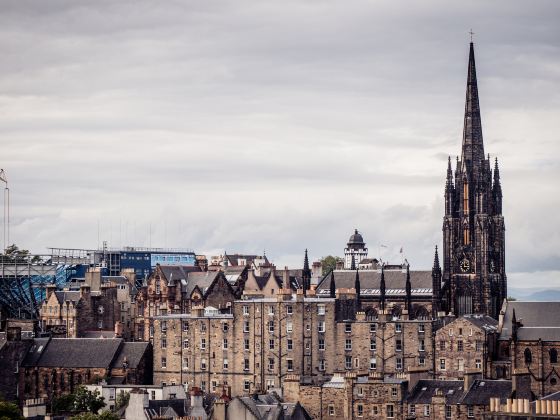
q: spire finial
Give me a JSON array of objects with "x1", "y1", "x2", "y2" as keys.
[{"x1": 469, "y1": 29, "x2": 475, "y2": 43}]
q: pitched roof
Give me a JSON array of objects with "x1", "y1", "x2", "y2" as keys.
[
  {"x1": 54, "y1": 290, "x2": 81, "y2": 304},
  {"x1": 460, "y1": 380, "x2": 512, "y2": 405},
  {"x1": 160, "y1": 265, "x2": 202, "y2": 285},
  {"x1": 23, "y1": 338, "x2": 122, "y2": 368},
  {"x1": 406, "y1": 380, "x2": 464, "y2": 405},
  {"x1": 145, "y1": 399, "x2": 188, "y2": 419},
  {"x1": 500, "y1": 301, "x2": 560, "y2": 341},
  {"x1": 182, "y1": 271, "x2": 219, "y2": 297},
  {"x1": 316, "y1": 269, "x2": 432, "y2": 296},
  {"x1": 462, "y1": 314, "x2": 498, "y2": 331},
  {"x1": 112, "y1": 342, "x2": 150, "y2": 369}
]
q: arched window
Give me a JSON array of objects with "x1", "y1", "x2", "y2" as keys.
[
  {"x1": 365, "y1": 308, "x2": 378, "y2": 321},
  {"x1": 391, "y1": 306, "x2": 402, "y2": 320},
  {"x1": 550, "y1": 348, "x2": 558, "y2": 364},
  {"x1": 524, "y1": 348, "x2": 532, "y2": 364},
  {"x1": 415, "y1": 306, "x2": 430, "y2": 321}
]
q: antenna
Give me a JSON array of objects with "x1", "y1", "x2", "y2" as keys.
[{"x1": 0, "y1": 169, "x2": 9, "y2": 253}]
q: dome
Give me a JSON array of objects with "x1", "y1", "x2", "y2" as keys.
[{"x1": 348, "y1": 229, "x2": 365, "y2": 245}]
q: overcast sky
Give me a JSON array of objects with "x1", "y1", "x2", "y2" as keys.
[{"x1": 1, "y1": 1, "x2": 559, "y2": 290}]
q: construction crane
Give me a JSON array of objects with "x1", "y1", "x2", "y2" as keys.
[{"x1": 0, "y1": 169, "x2": 8, "y2": 253}]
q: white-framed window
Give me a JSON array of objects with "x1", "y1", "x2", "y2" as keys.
[
  {"x1": 287, "y1": 359, "x2": 293, "y2": 371},
  {"x1": 370, "y1": 323, "x2": 377, "y2": 333},
  {"x1": 396, "y1": 339, "x2": 402, "y2": 352},
  {"x1": 183, "y1": 339, "x2": 189, "y2": 349},
  {"x1": 244, "y1": 338, "x2": 250, "y2": 351},
  {"x1": 419, "y1": 339, "x2": 425, "y2": 352},
  {"x1": 419, "y1": 356, "x2": 425, "y2": 366},
  {"x1": 200, "y1": 338, "x2": 206, "y2": 350},
  {"x1": 161, "y1": 357, "x2": 166, "y2": 368},
  {"x1": 268, "y1": 305, "x2": 275, "y2": 316},
  {"x1": 357, "y1": 386, "x2": 363, "y2": 396},
  {"x1": 222, "y1": 323, "x2": 229, "y2": 333},
  {"x1": 243, "y1": 320, "x2": 250, "y2": 333},
  {"x1": 268, "y1": 358, "x2": 275, "y2": 370},
  {"x1": 182, "y1": 321, "x2": 189, "y2": 332},
  {"x1": 345, "y1": 339, "x2": 352, "y2": 351},
  {"x1": 319, "y1": 359, "x2": 326, "y2": 371},
  {"x1": 345, "y1": 356, "x2": 352, "y2": 369},
  {"x1": 395, "y1": 323, "x2": 402, "y2": 333},
  {"x1": 328, "y1": 405, "x2": 335, "y2": 416},
  {"x1": 318, "y1": 321, "x2": 325, "y2": 332},
  {"x1": 287, "y1": 339, "x2": 293, "y2": 350},
  {"x1": 244, "y1": 380, "x2": 251, "y2": 392},
  {"x1": 200, "y1": 322, "x2": 207, "y2": 332},
  {"x1": 357, "y1": 404, "x2": 363, "y2": 417},
  {"x1": 345, "y1": 323, "x2": 352, "y2": 333},
  {"x1": 319, "y1": 338, "x2": 325, "y2": 351},
  {"x1": 268, "y1": 321, "x2": 274, "y2": 333},
  {"x1": 445, "y1": 405, "x2": 452, "y2": 418},
  {"x1": 318, "y1": 305, "x2": 325, "y2": 315},
  {"x1": 161, "y1": 337, "x2": 167, "y2": 348},
  {"x1": 370, "y1": 357, "x2": 377, "y2": 370},
  {"x1": 409, "y1": 404, "x2": 416, "y2": 416},
  {"x1": 223, "y1": 358, "x2": 229, "y2": 370},
  {"x1": 269, "y1": 339, "x2": 275, "y2": 350},
  {"x1": 392, "y1": 387, "x2": 398, "y2": 397},
  {"x1": 223, "y1": 338, "x2": 228, "y2": 349},
  {"x1": 201, "y1": 359, "x2": 207, "y2": 370},
  {"x1": 418, "y1": 323, "x2": 425, "y2": 333},
  {"x1": 286, "y1": 321, "x2": 293, "y2": 333},
  {"x1": 396, "y1": 357, "x2": 403, "y2": 370},
  {"x1": 440, "y1": 358, "x2": 446, "y2": 370},
  {"x1": 243, "y1": 305, "x2": 249, "y2": 315},
  {"x1": 424, "y1": 405, "x2": 430, "y2": 416},
  {"x1": 244, "y1": 359, "x2": 249, "y2": 371},
  {"x1": 387, "y1": 404, "x2": 394, "y2": 418},
  {"x1": 467, "y1": 405, "x2": 474, "y2": 418},
  {"x1": 370, "y1": 339, "x2": 376, "y2": 352},
  {"x1": 475, "y1": 359, "x2": 482, "y2": 369}
]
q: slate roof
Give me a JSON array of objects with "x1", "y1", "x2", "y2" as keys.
[
  {"x1": 316, "y1": 269, "x2": 432, "y2": 296},
  {"x1": 226, "y1": 254, "x2": 269, "y2": 267},
  {"x1": 500, "y1": 301, "x2": 560, "y2": 341},
  {"x1": 235, "y1": 394, "x2": 305, "y2": 420},
  {"x1": 160, "y1": 265, "x2": 202, "y2": 285},
  {"x1": 462, "y1": 314, "x2": 498, "y2": 331},
  {"x1": 406, "y1": 380, "x2": 464, "y2": 404},
  {"x1": 23, "y1": 338, "x2": 122, "y2": 368},
  {"x1": 54, "y1": 290, "x2": 81, "y2": 304},
  {"x1": 461, "y1": 380, "x2": 512, "y2": 405},
  {"x1": 113, "y1": 342, "x2": 150, "y2": 369},
  {"x1": 145, "y1": 399, "x2": 188, "y2": 419},
  {"x1": 182, "y1": 271, "x2": 220, "y2": 297}
]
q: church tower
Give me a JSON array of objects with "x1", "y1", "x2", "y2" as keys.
[{"x1": 439, "y1": 42, "x2": 506, "y2": 319}]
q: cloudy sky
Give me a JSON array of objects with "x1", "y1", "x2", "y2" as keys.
[{"x1": 1, "y1": 1, "x2": 559, "y2": 290}]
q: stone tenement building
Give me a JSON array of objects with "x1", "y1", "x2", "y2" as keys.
[{"x1": 438, "y1": 41, "x2": 507, "y2": 319}]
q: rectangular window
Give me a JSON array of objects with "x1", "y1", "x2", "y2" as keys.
[
  {"x1": 419, "y1": 356, "x2": 425, "y2": 366},
  {"x1": 370, "y1": 339, "x2": 376, "y2": 352},
  {"x1": 268, "y1": 358, "x2": 275, "y2": 371},
  {"x1": 328, "y1": 405, "x2": 335, "y2": 416},
  {"x1": 467, "y1": 405, "x2": 474, "y2": 418},
  {"x1": 244, "y1": 380, "x2": 250, "y2": 392},
  {"x1": 268, "y1": 305, "x2": 275, "y2": 316},
  {"x1": 222, "y1": 323, "x2": 229, "y2": 333},
  {"x1": 223, "y1": 358, "x2": 229, "y2": 370},
  {"x1": 409, "y1": 404, "x2": 416, "y2": 416},
  {"x1": 318, "y1": 321, "x2": 325, "y2": 332},
  {"x1": 243, "y1": 320, "x2": 250, "y2": 333},
  {"x1": 161, "y1": 320, "x2": 167, "y2": 332},
  {"x1": 243, "y1": 305, "x2": 249, "y2": 315},
  {"x1": 318, "y1": 305, "x2": 326, "y2": 315},
  {"x1": 244, "y1": 359, "x2": 249, "y2": 371},
  {"x1": 268, "y1": 321, "x2": 274, "y2": 333},
  {"x1": 357, "y1": 404, "x2": 363, "y2": 417},
  {"x1": 345, "y1": 356, "x2": 352, "y2": 370},
  {"x1": 182, "y1": 321, "x2": 189, "y2": 331},
  {"x1": 396, "y1": 339, "x2": 402, "y2": 352},
  {"x1": 244, "y1": 338, "x2": 250, "y2": 351},
  {"x1": 200, "y1": 338, "x2": 206, "y2": 350},
  {"x1": 458, "y1": 358, "x2": 465, "y2": 371},
  {"x1": 370, "y1": 357, "x2": 377, "y2": 370},
  {"x1": 458, "y1": 340, "x2": 464, "y2": 351},
  {"x1": 319, "y1": 359, "x2": 325, "y2": 371},
  {"x1": 459, "y1": 327, "x2": 463, "y2": 336},
  {"x1": 223, "y1": 338, "x2": 228, "y2": 349},
  {"x1": 286, "y1": 321, "x2": 293, "y2": 333},
  {"x1": 419, "y1": 339, "x2": 425, "y2": 352},
  {"x1": 440, "y1": 341, "x2": 446, "y2": 351},
  {"x1": 345, "y1": 339, "x2": 352, "y2": 351},
  {"x1": 419, "y1": 323, "x2": 425, "y2": 333},
  {"x1": 396, "y1": 357, "x2": 403, "y2": 370},
  {"x1": 183, "y1": 339, "x2": 189, "y2": 349},
  {"x1": 287, "y1": 339, "x2": 293, "y2": 351},
  {"x1": 345, "y1": 323, "x2": 352, "y2": 333},
  {"x1": 286, "y1": 305, "x2": 293, "y2": 315},
  {"x1": 161, "y1": 337, "x2": 167, "y2": 348},
  {"x1": 269, "y1": 339, "x2": 275, "y2": 350},
  {"x1": 354, "y1": 358, "x2": 360, "y2": 368},
  {"x1": 395, "y1": 323, "x2": 402, "y2": 333},
  {"x1": 200, "y1": 323, "x2": 206, "y2": 332},
  {"x1": 161, "y1": 357, "x2": 166, "y2": 368},
  {"x1": 476, "y1": 340, "x2": 482, "y2": 351},
  {"x1": 387, "y1": 404, "x2": 394, "y2": 418},
  {"x1": 475, "y1": 359, "x2": 482, "y2": 369},
  {"x1": 424, "y1": 405, "x2": 430, "y2": 416},
  {"x1": 319, "y1": 338, "x2": 325, "y2": 351},
  {"x1": 370, "y1": 323, "x2": 377, "y2": 333},
  {"x1": 287, "y1": 359, "x2": 293, "y2": 371},
  {"x1": 201, "y1": 359, "x2": 207, "y2": 370},
  {"x1": 440, "y1": 359, "x2": 446, "y2": 370},
  {"x1": 445, "y1": 405, "x2": 452, "y2": 419}
]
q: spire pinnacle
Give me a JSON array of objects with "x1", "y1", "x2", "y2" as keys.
[
  {"x1": 380, "y1": 265, "x2": 386, "y2": 311},
  {"x1": 355, "y1": 269, "x2": 361, "y2": 299},
  {"x1": 303, "y1": 249, "x2": 310, "y2": 271},
  {"x1": 350, "y1": 254, "x2": 356, "y2": 271},
  {"x1": 329, "y1": 270, "x2": 336, "y2": 298},
  {"x1": 493, "y1": 157, "x2": 501, "y2": 185},
  {"x1": 432, "y1": 245, "x2": 441, "y2": 271},
  {"x1": 461, "y1": 41, "x2": 485, "y2": 173}
]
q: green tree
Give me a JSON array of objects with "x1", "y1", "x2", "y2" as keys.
[
  {"x1": 320, "y1": 255, "x2": 343, "y2": 275},
  {"x1": 1, "y1": 244, "x2": 39, "y2": 263},
  {"x1": 0, "y1": 399, "x2": 24, "y2": 420},
  {"x1": 70, "y1": 412, "x2": 119, "y2": 420},
  {"x1": 73, "y1": 386, "x2": 105, "y2": 414},
  {"x1": 114, "y1": 391, "x2": 130, "y2": 411},
  {"x1": 52, "y1": 393, "x2": 76, "y2": 414}
]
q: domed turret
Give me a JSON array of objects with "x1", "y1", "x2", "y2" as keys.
[{"x1": 344, "y1": 229, "x2": 368, "y2": 269}]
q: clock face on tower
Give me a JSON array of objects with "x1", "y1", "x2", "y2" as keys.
[{"x1": 460, "y1": 258, "x2": 470, "y2": 273}]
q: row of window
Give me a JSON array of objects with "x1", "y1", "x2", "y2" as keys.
[
  {"x1": 439, "y1": 339, "x2": 483, "y2": 352},
  {"x1": 439, "y1": 358, "x2": 482, "y2": 370}
]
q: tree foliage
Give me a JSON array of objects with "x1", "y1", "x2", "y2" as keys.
[
  {"x1": 73, "y1": 386, "x2": 106, "y2": 414},
  {"x1": 70, "y1": 412, "x2": 119, "y2": 420},
  {"x1": 114, "y1": 391, "x2": 130, "y2": 411},
  {"x1": 0, "y1": 399, "x2": 24, "y2": 420},
  {"x1": 0, "y1": 244, "x2": 41, "y2": 263},
  {"x1": 320, "y1": 255, "x2": 343, "y2": 275}
]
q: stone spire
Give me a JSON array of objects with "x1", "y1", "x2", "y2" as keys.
[
  {"x1": 432, "y1": 246, "x2": 442, "y2": 317},
  {"x1": 329, "y1": 270, "x2": 336, "y2": 298},
  {"x1": 493, "y1": 157, "x2": 502, "y2": 214},
  {"x1": 350, "y1": 254, "x2": 356, "y2": 271},
  {"x1": 461, "y1": 42, "x2": 485, "y2": 175},
  {"x1": 302, "y1": 249, "x2": 311, "y2": 294},
  {"x1": 379, "y1": 265, "x2": 386, "y2": 311}
]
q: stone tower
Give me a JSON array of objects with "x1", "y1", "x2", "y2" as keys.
[{"x1": 438, "y1": 42, "x2": 506, "y2": 319}]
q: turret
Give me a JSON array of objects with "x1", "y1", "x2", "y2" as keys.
[
  {"x1": 302, "y1": 249, "x2": 311, "y2": 294},
  {"x1": 445, "y1": 156, "x2": 455, "y2": 216}
]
